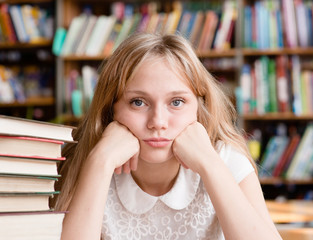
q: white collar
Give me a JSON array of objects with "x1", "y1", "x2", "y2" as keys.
[{"x1": 114, "y1": 166, "x2": 201, "y2": 214}]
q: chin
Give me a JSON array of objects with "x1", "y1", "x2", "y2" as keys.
[{"x1": 139, "y1": 149, "x2": 175, "y2": 164}]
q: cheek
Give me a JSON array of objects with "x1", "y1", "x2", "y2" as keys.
[
  {"x1": 170, "y1": 106, "x2": 198, "y2": 134},
  {"x1": 114, "y1": 111, "x2": 144, "y2": 136}
]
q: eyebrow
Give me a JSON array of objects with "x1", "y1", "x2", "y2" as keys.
[{"x1": 124, "y1": 90, "x2": 192, "y2": 95}]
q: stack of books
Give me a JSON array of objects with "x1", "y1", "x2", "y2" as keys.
[{"x1": 0, "y1": 115, "x2": 75, "y2": 239}]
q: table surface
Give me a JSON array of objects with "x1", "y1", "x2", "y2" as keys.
[{"x1": 266, "y1": 200, "x2": 313, "y2": 224}]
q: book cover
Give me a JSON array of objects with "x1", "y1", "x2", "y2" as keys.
[
  {"x1": 286, "y1": 124, "x2": 313, "y2": 179},
  {"x1": 189, "y1": 11, "x2": 205, "y2": 49},
  {"x1": 8, "y1": 5, "x2": 29, "y2": 42},
  {"x1": 0, "y1": 192, "x2": 58, "y2": 212},
  {"x1": 69, "y1": 13, "x2": 92, "y2": 54},
  {"x1": 198, "y1": 10, "x2": 218, "y2": 51},
  {"x1": 102, "y1": 17, "x2": 123, "y2": 56},
  {"x1": 294, "y1": 0, "x2": 309, "y2": 47},
  {"x1": 0, "y1": 174, "x2": 57, "y2": 193},
  {"x1": 75, "y1": 15, "x2": 97, "y2": 55},
  {"x1": 259, "y1": 135, "x2": 289, "y2": 178},
  {"x1": 0, "y1": 135, "x2": 65, "y2": 160},
  {"x1": 113, "y1": 15, "x2": 134, "y2": 51},
  {"x1": 0, "y1": 115, "x2": 75, "y2": 142},
  {"x1": 61, "y1": 14, "x2": 87, "y2": 56},
  {"x1": 0, "y1": 154, "x2": 60, "y2": 177},
  {"x1": 176, "y1": 10, "x2": 192, "y2": 38},
  {"x1": 268, "y1": 58, "x2": 278, "y2": 112},
  {"x1": 20, "y1": 4, "x2": 41, "y2": 42},
  {"x1": 0, "y1": 211, "x2": 65, "y2": 239},
  {"x1": 213, "y1": 1, "x2": 236, "y2": 50},
  {"x1": 291, "y1": 55, "x2": 302, "y2": 115},
  {"x1": 282, "y1": 0, "x2": 298, "y2": 47},
  {"x1": 273, "y1": 134, "x2": 301, "y2": 177},
  {"x1": 244, "y1": 5, "x2": 252, "y2": 48},
  {"x1": 0, "y1": 4, "x2": 17, "y2": 43},
  {"x1": 52, "y1": 27, "x2": 67, "y2": 56},
  {"x1": 240, "y1": 64, "x2": 252, "y2": 114},
  {"x1": 276, "y1": 56, "x2": 290, "y2": 112}
]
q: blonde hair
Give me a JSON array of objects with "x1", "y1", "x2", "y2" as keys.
[{"x1": 54, "y1": 33, "x2": 255, "y2": 211}]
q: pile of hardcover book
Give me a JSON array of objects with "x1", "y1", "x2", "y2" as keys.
[{"x1": 0, "y1": 115, "x2": 75, "y2": 239}]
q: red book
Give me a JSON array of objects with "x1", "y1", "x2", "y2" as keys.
[
  {"x1": 272, "y1": 134, "x2": 301, "y2": 177},
  {"x1": 198, "y1": 11, "x2": 218, "y2": 51},
  {"x1": 276, "y1": 56, "x2": 290, "y2": 112},
  {"x1": 0, "y1": 4, "x2": 17, "y2": 43},
  {"x1": 224, "y1": 12, "x2": 236, "y2": 49}
]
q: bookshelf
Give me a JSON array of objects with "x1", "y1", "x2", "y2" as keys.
[
  {"x1": 239, "y1": 0, "x2": 313, "y2": 199},
  {"x1": 0, "y1": 0, "x2": 56, "y2": 121},
  {"x1": 55, "y1": 0, "x2": 313, "y2": 198},
  {"x1": 56, "y1": 0, "x2": 240, "y2": 120}
]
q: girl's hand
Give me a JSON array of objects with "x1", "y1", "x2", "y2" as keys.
[
  {"x1": 172, "y1": 122, "x2": 219, "y2": 174},
  {"x1": 88, "y1": 121, "x2": 140, "y2": 174}
]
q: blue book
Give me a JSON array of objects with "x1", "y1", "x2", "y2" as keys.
[
  {"x1": 263, "y1": 4, "x2": 270, "y2": 49},
  {"x1": 244, "y1": 6, "x2": 252, "y2": 48},
  {"x1": 186, "y1": 12, "x2": 197, "y2": 39},
  {"x1": 306, "y1": 6, "x2": 313, "y2": 46},
  {"x1": 255, "y1": 1, "x2": 262, "y2": 49},
  {"x1": 276, "y1": 9, "x2": 284, "y2": 48},
  {"x1": 52, "y1": 28, "x2": 67, "y2": 56}
]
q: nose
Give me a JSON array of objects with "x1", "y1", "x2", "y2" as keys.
[{"x1": 147, "y1": 104, "x2": 168, "y2": 130}]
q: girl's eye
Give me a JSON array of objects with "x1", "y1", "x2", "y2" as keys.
[
  {"x1": 130, "y1": 99, "x2": 144, "y2": 107},
  {"x1": 171, "y1": 99, "x2": 184, "y2": 107}
]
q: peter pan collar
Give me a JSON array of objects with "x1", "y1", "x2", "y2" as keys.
[{"x1": 114, "y1": 166, "x2": 201, "y2": 214}]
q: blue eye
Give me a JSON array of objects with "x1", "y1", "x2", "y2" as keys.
[
  {"x1": 130, "y1": 99, "x2": 144, "y2": 107},
  {"x1": 171, "y1": 99, "x2": 184, "y2": 107}
]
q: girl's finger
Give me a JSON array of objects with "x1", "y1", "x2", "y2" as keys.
[
  {"x1": 123, "y1": 161, "x2": 131, "y2": 174},
  {"x1": 114, "y1": 166, "x2": 122, "y2": 174}
]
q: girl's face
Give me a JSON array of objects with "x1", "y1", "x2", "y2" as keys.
[{"x1": 114, "y1": 58, "x2": 198, "y2": 164}]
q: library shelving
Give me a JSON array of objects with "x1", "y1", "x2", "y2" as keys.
[
  {"x1": 55, "y1": 0, "x2": 313, "y2": 198},
  {"x1": 56, "y1": 0, "x2": 240, "y2": 121},
  {"x1": 0, "y1": 0, "x2": 56, "y2": 121},
  {"x1": 239, "y1": 0, "x2": 313, "y2": 199}
]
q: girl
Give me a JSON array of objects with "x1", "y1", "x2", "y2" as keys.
[{"x1": 55, "y1": 33, "x2": 282, "y2": 240}]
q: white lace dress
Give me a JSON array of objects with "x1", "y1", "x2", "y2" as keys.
[{"x1": 101, "y1": 143, "x2": 254, "y2": 240}]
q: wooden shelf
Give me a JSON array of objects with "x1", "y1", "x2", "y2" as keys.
[
  {"x1": 0, "y1": 40, "x2": 53, "y2": 49},
  {"x1": 266, "y1": 200, "x2": 313, "y2": 224},
  {"x1": 196, "y1": 49, "x2": 237, "y2": 58},
  {"x1": 206, "y1": 67, "x2": 237, "y2": 72},
  {"x1": 242, "y1": 47, "x2": 313, "y2": 56},
  {"x1": 260, "y1": 177, "x2": 313, "y2": 185},
  {"x1": 62, "y1": 55, "x2": 109, "y2": 61},
  {"x1": 2, "y1": 0, "x2": 53, "y2": 3},
  {"x1": 0, "y1": 97, "x2": 54, "y2": 107},
  {"x1": 62, "y1": 49, "x2": 238, "y2": 61},
  {"x1": 242, "y1": 113, "x2": 313, "y2": 121}
]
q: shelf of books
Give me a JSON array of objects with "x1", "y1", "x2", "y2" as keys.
[
  {"x1": 54, "y1": 0, "x2": 239, "y2": 121},
  {"x1": 0, "y1": 96, "x2": 54, "y2": 107},
  {"x1": 0, "y1": 0, "x2": 57, "y2": 121},
  {"x1": 0, "y1": 114, "x2": 75, "y2": 239},
  {"x1": 236, "y1": 0, "x2": 313, "y2": 199}
]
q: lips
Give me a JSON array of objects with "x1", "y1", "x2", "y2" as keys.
[{"x1": 143, "y1": 138, "x2": 171, "y2": 148}]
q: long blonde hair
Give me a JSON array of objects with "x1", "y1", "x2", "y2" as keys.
[{"x1": 54, "y1": 33, "x2": 255, "y2": 211}]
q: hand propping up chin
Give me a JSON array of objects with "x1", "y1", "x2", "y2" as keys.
[
  {"x1": 88, "y1": 121, "x2": 140, "y2": 174},
  {"x1": 172, "y1": 122, "x2": 219, "y2": 175}
]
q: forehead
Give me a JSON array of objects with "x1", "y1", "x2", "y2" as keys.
[{"x1": 127, "y1": 57, "x2": 191, "y2": 89}]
